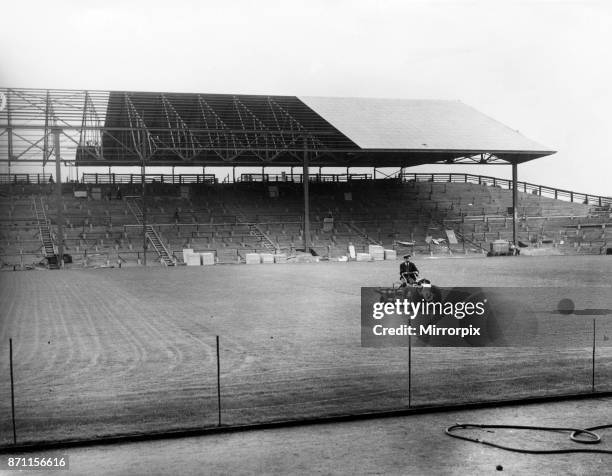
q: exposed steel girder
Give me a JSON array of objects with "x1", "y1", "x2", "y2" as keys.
[{"x1": 0, "y1": 88, "x2": 552, "y2": 167}]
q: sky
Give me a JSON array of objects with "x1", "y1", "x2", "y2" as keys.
[{"x1": 0, "y1": 0, "x2": 611, "y2": 196}]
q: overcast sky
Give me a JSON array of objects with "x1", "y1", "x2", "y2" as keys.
[{"x1": 1, "y1": 0, "x2": 610, "y2": 196}]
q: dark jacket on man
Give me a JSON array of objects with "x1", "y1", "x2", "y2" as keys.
[{"x1": 400, "y1": 261, "x2": 419, "y2": 282}]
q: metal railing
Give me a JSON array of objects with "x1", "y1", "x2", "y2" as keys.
[
  {"x1": 400, "y1": 173, "x2": 612, "y2": 207},
  {"x1": 2, "y1": 171, "x2": 607, "y2": 208},
  {"x1": 81, "y1": 173, "x2": 217, "y2": 185},
  {"x1": 0, "y1": 173, "x2": 53, "y2": 184},
  {"x1": 239, "y1": 173, "x2": 372, "y2": 183}
]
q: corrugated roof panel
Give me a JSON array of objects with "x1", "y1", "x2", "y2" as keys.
[{"x1": 298, "y1": 96, "x2": 551, "y2": 152}]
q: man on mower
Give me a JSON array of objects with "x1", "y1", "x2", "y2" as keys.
[{"x1": 399, "y1": 254, "x2": 419, "y2": 286}]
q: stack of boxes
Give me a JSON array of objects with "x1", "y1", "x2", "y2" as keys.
[
  {"x1": 200, "y1": 252, "x2": 215, "y2": 265},
  {"x1": 384, "y1": 249, "x2": 397, "y2": 260},
  {"x1": 185, "y1": 252, "x2": 201, "y2": 266},
  {"x1": 368, "y1": 245, "x2": 385, "y2": 261},
  {"x1": 245, "y1": 253, "x2": 261, "y2": 264},
  {"x1": 182, "y1": 248, "x2": 216, "y2": 266},
  {"x1": 274, "y1": 253, "x2": 288, "y2": 263},
  {"x1": 260, "y1": 253, "x2": 274, "y2": 264},
  {"x1": 356, "y1": 253, "x2": 371, "y2": 262}
]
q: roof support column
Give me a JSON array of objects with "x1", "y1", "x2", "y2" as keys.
[
  {"x1": 512, "y1": 161, "x2": 518, "y2": 247},
  {"x1": 53, "y1": 127, "x2": 64, "y2": 267},
  {"x1": 7, "y1": 91, "x2": 13, "y2": 195},
  {"x1": 141, "y1": 162, "x2": 147, "y2": 266},
  {"x1": 303, "y1": 146, "x2": 310, "y2": 253}
]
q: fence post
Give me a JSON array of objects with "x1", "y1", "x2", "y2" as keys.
[
  {"x1": 408, "y1": 334, "x2": 412, "y2": 408},
  {"x1": 10, "y1": 338, "x2": 17, "y2": 444},
  {"x1": 592, "y1": 319, "x2": 596, "y2": 393},
  {"x1": 216, "y1": 335, "x2": 221, "y2": 426}
]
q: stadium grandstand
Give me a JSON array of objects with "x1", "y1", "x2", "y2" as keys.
[{"x1": 1, "y1": 87, "x2": 610, "y2": 269}]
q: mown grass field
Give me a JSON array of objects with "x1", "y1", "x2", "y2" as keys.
[{"x1": 0, "y1": 255, "x2": 611, "y2": 446}]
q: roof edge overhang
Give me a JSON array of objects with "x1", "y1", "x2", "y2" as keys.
[{"x1": 67, "y1": 149, "x2": 555, "y2": 168}]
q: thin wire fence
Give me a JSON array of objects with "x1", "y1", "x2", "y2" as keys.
[{"x1": 2, "y1": 322, "x2": 611, "y2": 448}]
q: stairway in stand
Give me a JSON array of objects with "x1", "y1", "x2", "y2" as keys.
[
  {"x1": 343, "y1": 221, "x2": 381, "y2": 246},
  {"x1": 231, "y1": 204, "x2": 278, "y2": 252},
  {"x1": 33, "y1": 197, "x2": 58, "y2": 268},
  {"x1": 125, "y1": 197, "x2": 176, "y2": 266},
  {"x1": 246, "y1": 223, "x2": 277, "y2": 252}
]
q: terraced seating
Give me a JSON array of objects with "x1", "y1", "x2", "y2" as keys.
[{"x1": 1, "y1": 178, "x2": 608, "y2": 268}]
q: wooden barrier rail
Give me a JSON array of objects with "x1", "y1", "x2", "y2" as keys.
[
  {"x1": 400, "y1": 173, "x2": 612, "y2": 207},
  {"x1": 81, "y1": 173, "x2": 217, "y2": 184},
  {"x1": 239, "y1": 173, "x2": 372, "y2": 183},
  {"x1": 2, "y1": 171, "x2": 608, "y2": 207},
  {"x1": 0, "y1": 173, "x2": 53, "y2": 184}
]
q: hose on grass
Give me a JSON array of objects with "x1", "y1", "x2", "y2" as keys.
[{"x1": 445, "y1": 423, "x2": 612, "y2": 454}]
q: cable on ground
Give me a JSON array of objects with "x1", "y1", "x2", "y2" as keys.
[{"x1": 445, "y1": 423, "x2": 612, "y2": 454}]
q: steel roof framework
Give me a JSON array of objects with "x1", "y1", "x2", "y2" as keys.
[
  {"x1": 0, "y1": 88, "x2": 359, "y2": 167},
  {"x1": 0, "y1": 88, "x2": 553, "y2": 168}
]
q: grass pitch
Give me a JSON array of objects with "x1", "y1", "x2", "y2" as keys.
[{"x1": 0, "y1": 255, "x2": 611, "y2": 446}]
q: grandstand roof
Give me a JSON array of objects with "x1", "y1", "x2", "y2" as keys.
[
  {"x1": 300, "y1": 97, "x2": 549, "y2": 153},
  {"x1": 0, "y1": 88, "x2": 555, "y2": 167}
]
